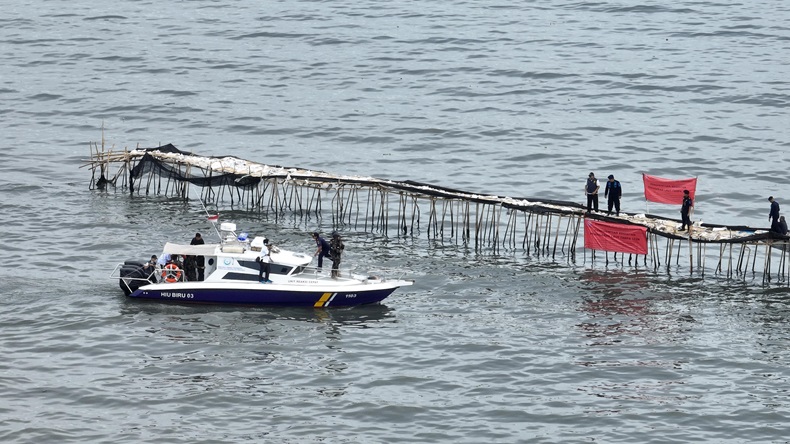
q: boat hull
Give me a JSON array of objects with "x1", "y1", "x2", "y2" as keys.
[{"x1": 128, "y1": 281, "x2": 405, "y2": 307}]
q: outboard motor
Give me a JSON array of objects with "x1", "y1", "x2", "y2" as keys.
[{"x1": 119, "y1": 260, "x2": 156, "y2": 296}]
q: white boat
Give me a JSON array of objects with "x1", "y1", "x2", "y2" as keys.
[{"x1": 112, "y1": 222, "x2": 413, "y2": 307}]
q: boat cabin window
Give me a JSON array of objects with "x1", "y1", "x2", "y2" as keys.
[
  {"x1": 222, "y1": 264, "x2": 297, "y2": 282},
  {"x1": 236, "y1": 260, "x2": 291, "y2": 273}
]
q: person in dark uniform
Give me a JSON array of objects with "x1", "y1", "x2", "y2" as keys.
[
  {"x1": 329, "y1": 231, "x2": 345, "y2": 278},
  {"x1": 183, "y1": 255, "x2": 197, "y2": 281},
  {"x1": 142, "y1": 255, "x2": 159, "y2": 283},
  {"x1": 680, "y1": 189, "x2": 693, "y2": 231},
  {"x1": 312, "y1": 232, "x2": 332, "y2": 269},
  {"x1": 585, "y1": 172, "x2": 599, "y2": 213},
  {"x1": 769, "y1": 196, "x2": 781, "y2": 233},
  {"x1": 190, "y1": 232, "x2": 205, "y2": 281},
  {"x1": 604, "y1": 174, "x2": 622, "y2": 216},
  {"x1": 779, "y1": 216, "x2": 788, "y2": 236}
]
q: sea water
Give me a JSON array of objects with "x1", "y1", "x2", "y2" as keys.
[{"x1": 2, "y1": 1, "x2": 790, "y2": 442}]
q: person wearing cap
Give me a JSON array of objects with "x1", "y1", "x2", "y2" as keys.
[
  {"x1": 584, "y1": 172, "x2": 600, "y2": 213},
  {"x1": 311, "y1": 232, "x2": 332, "y2": 269},
  {"x1": 680, "y1": 189, "x2": 694, "y2": 231},
  {"x1": 604, "y1": 174, "x2": 622, "y2": 216},
  {"x1": 329, "y1": 231, "x2": 345, "y2": 278}
]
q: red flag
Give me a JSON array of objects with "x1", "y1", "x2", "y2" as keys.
[
  {"x1": 207, "y1": 214, "x2": 219, "y2": 222},
  {"x1": 642, "y1": 174, "x2": 697, "y2": 204},
  {"x1": 584, "y1": 219, "x2": 648, "y2": 255}
]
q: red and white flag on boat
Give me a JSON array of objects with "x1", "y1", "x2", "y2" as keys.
[
  {"x1": 642, "y1": 174, "x2": 697, "y2": 205},
  {"x1": 207, "y1": 214, "x2": 219, "y2": 222},
  {"x1": 584, "y1": 219, "x2": 648, "y2": 255}
]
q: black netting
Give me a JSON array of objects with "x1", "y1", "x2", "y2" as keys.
[{"x1": 129, "y1": 146, "x2": 261, "y2": 192}]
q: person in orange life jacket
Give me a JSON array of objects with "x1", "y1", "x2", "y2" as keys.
[
  {"x1": 312, "y1": 232, "x2": 332, "y2": 268},
  {"x1": 680, "y1": 190, "x2": 693, "y2": 231},
  {"x1": 604, "y1": 174, "x2": 622, "y2": 216},
  {"x1": 257, "y1": 238, "x2": 272, "y2": 283},
  {"x1": 768, "y1": 196, "x2": 781, "y2": 233},
  {"x1": 585, "y1": 172, "x2": 600, "y2": 213}
]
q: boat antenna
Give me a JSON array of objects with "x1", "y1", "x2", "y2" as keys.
[{"x1": 190, "y1": 184, "x2": 222, "y2": 241}]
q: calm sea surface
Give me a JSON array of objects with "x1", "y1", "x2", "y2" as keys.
[{"x1": 2, "y1": 1, "x2": 790, "y2": 442}]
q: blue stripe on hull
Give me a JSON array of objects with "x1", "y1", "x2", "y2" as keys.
[{"x1": 128, "y1": 286, "x2": 397, "y2": 307}]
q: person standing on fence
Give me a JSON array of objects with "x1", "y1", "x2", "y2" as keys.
[
  {"x1": 604, "y1": 174, "x2": 622, "y2": 216},
  {"x1": 680, "y1": 189, "x2": 694, "y2": 231},
  {"x1": 769, "y1": 196, "x2": 781, "y2": 232},
  {"x1": 329, "y1": 231, "x2": 345, "y2": 279},
  {"x1": 585, "y1": 172, "x2": 600, "y2": 213}
]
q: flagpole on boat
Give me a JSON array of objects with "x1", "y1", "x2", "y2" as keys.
[{"x1": 190, "y1": 183, "x2": 222, "y2": 240}]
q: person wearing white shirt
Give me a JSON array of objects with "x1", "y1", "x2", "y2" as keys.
[{"x1": 257, "y1": 239, "x2": 272, "y2": 283}]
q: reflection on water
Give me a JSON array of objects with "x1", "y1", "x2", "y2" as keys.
[
  {"x1": 576, "y1": 269, "x2": 694, "y2": 346},
  {"x1": 118, "y1": 299, "x2": 394, "y2": 347},
  {"x1": 120, "y1": 298, "x2": 393, "y2": 321},
  {"x1": 120, "y1": 299, "x2": 393, "y2": 332},
  {"x1": 573, "y1": 269, "x2": 697, "y2": 407},
  {"x1": 114, "y1": 301, "x2": 396, "y2": 403}
]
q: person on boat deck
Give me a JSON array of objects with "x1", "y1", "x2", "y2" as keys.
[
  {"x1": 312, "y1": 232, "x2": 332, "y2": 268},
  {"x1": 585, "y1": 172, "x2": 600, "y2": 213},
  {"x1": 144, "y1": 255, "x2": 157, "y2": 270},
  {"x1": 171, "y1": 254, "x2": 184, "y2": 270},
  {"x1": 779, "y1": 216, "x2": 788, "y2": 236},
  {"x1": 329, "y1": 231, "x2": 345, "y2": 279},
  {"x1": 258, "y1": 238, "x2": 272, "y2": 283},
  {"x1": 604, "y1": 174, "x2": 622, "y2": 216},
  {"x1": 769, "y1": 196, "x2": 781, "y2": 233},
  {"x1": 190, "y1": 232, "x2": 206, "y2": 281},
  {"x1": 157, "y1": 254, "x2": 184, "y2": 281},
  {"x1": 183, "y1": 255, "x2": 197, "y2": 281},
  {"x1": 680, "y1": 189, "x2": 693, "y2": 231},
  {"x1": 141, "y1": 255, "x2": 158, "y2": 281},
  {"x1": 156, "y1": 253, "x2": 171, "y2": 267},
  {"x1": 154, "y1": 254, "x2": 170, "y2": 282}
]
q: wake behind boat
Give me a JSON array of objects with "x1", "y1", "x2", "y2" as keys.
[{"x1": 112, "y1": 222, "x2": 413, "y2": 307}]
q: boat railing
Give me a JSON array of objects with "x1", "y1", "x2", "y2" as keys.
[
  {"x1": 298, "y1": 264, "x2": 411, "y2": 283},
  {"x1": 111, "y1": 263, "x2": 157, "y2": 295},
  {"x1": 111, "y1": 263, "x2": 151, "y2": 279}
]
